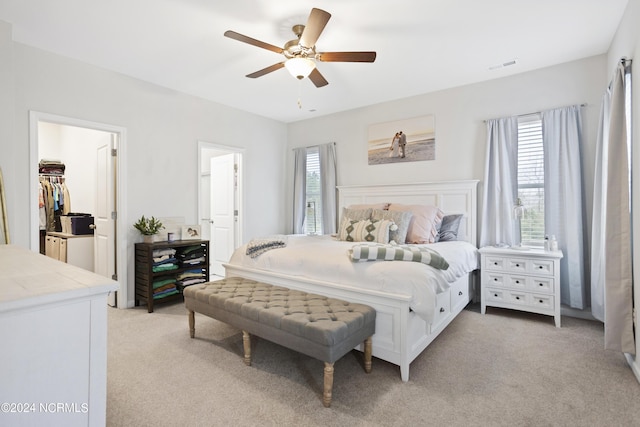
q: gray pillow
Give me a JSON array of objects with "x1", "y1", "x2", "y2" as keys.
[
  {"x1": 341, "y1": 207, "x2": 373, "y2": 221},
  {"x1": 436, "y1": 214, "x2": 463, "y2": 242},
  {"x1": 371, "y1": 209, "x2": 413, "y2": 244}
]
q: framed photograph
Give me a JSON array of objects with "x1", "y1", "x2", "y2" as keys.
[
  {"x1": 367, "y1": 114, "x2": 436, "y2": 165},
  {"x1": 181, "y1": 225, "x2": 201, "y2": 240}
]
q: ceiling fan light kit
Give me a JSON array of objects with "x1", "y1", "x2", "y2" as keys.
[
  {"x1": 284, "y1": 57, "x2": 316, "y2": 79},
  {"x1": 224, "y1": 7, "x2": 376, "y2": 88}
]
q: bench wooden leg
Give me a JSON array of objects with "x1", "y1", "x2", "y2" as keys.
[
  {"x1": 242, "y1": 330, "x2": 252, "y2": 366},
  {"x1": 188, "y1": 310, "x2": 195, "y2": 338},
  {"x1": 364, "y1": 336, "x2": 373, "y2": 373},
  {"x1": 323, "y1": 362, "x2": 334, "y2": 408}
]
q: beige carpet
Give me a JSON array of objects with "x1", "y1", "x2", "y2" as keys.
[{"x1": 106, "y1": 302, "x2": 640, "y2": 427}]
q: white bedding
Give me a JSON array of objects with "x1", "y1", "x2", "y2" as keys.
[{"x1": 228, "y1": 234, "x2": 478, "y2": 323}]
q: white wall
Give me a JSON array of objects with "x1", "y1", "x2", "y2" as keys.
[
  {"x1": 1, "y1": 21, "x2": 288, "y2": 307},
  {"x1": 59, "y1": 125, "x2": 110, "y2": 214},
  {"x1": 287, "y1": 55, "x2": 607, "y2": 239}
]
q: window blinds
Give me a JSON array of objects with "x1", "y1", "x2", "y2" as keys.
[{"x1": 517, "y1": 116, "x2": 544, "y2": 244}]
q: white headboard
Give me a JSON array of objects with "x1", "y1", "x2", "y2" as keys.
[{"x1": 337, "y1": 180, "x2": 479, "y2": 247}]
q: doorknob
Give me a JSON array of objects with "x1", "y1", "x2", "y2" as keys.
[{"x1": 89, "y1": 224, "x2": 96, "y2": 230}]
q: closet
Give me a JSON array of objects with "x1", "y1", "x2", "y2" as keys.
[
  {"x1": 39, "y1": 159, "x2": 95, "y2": 270},
  {"x1": 32, "y1": 115, "x2": 121, "y2": 308},
  {"x1": 36, "y1": 121, "x2": 109, "y2": 271}
]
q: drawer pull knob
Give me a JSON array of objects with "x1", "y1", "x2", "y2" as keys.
[
  {"x1": 539, "y1": 299, "x2": 544, "y2": 303},
  {"x1": 494, "y1": 278, "x2": 498, "y2": 281},
  {"x1": 440, "y1": 307, "x2": 445, "y2": 313},
  {"x1": 458, "y1": 291, "x2": 463, "y2": 296},
  {"x1": 516, "y1": 296, "x2": 520, "y2": 300},
  {"x1": 539, "y1": 283, "x2": 543, "y2": 287},
  {"x1": 516, "y1": 263, "x2": 520, "y2": 267},
  {"x1": 515, "y1": 280, "x2": 520, "y2": 284},
  {"x1": 494, "y1": 262, "x2": 498, "y2": 266},
  {"x1": 494, "y1": 293, "x2": 498, "y2": 297},
  {"x1": 539, "y1": 266, "x2": 543, "y2": 269}
]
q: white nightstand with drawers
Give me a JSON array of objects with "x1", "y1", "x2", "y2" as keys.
[{"x1": 479, "y1": 246, "x2": 563, "y2": 327}]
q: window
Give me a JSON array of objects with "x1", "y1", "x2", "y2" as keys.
[
  {"x1": 517, "y1": 115, "x2": 544, "y2": 246},
  {"x1": 304, "y1": 147, "x2": 323, "y2": 234}
]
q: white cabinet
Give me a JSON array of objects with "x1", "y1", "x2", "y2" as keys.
[
  {"x1": 479, "y1": 246, "x2": 563, "y2": 327},
  {"x1": 45, "y1": 232, "x2": 94, "y2": 271},
  {"x1": 0, "y1": 245, "x2": 117, "y2": 426}
]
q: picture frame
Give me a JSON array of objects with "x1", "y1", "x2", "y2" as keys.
[
  {"x1": 181, "y1": 225, "x2": 201, "y2": 240},
  {"x1": 157, "y1": 216, "x2": 185, "y2": 242},
  {"x1": 367, "y1": 114, "x2": 436, "y2": 165}
]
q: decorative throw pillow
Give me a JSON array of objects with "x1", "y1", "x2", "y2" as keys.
[
  {"x1": 436, "y1": 214, "x2": 463, "y2": 242},
  {"x1": 371, "y1": 209, "x2": 413, "y2": 244},
  {"x1": 338, "y1": 218, "x2": 393, "y2": 243},
  {"x1": 388, "y1": 204, "x2": 444, "y2": 244},
  {"x1": 338, "y1": 207, "x2": 373, "y2": 237}
]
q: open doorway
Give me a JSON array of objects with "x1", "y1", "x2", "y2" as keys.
[
  {"x1": 198, "y1": 142, "x2": 244, "y2": 277},
  {"x1": 29, "y1": 112, "x2": 128, "y2": 308}
]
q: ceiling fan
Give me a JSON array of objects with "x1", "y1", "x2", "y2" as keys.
[{"x1": 224, "y1": 8, "x2": 376, "y2": 88}]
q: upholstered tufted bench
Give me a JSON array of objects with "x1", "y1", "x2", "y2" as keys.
[{"x1": 183, "y1": 277, "x2": 376, "y2": 407}]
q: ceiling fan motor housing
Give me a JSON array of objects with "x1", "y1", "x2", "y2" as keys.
[{"x1": 284, "y1": 25, "x2": 316, "y2": 60}]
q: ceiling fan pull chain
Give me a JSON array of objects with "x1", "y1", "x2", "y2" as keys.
[{"x1": 297, "y1": 79, "x2": 303, "y2": 109}]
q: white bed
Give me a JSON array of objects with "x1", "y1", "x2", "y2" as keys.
[{"x1": 224, "y1": 180, "x2": 479, "y2": 381}]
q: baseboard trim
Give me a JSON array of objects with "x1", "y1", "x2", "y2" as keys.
[{"x1": 560, "y1": 305, "x2": 596, "y2": 321}]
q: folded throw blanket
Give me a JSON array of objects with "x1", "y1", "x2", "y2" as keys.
[
  {"x1": 349, "y1": 243, "x2": 449, "y2": 270},
  {"x1": 246, "y1": 235, "x2": 287, "y2": 258}
]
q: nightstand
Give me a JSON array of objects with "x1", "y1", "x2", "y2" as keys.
[{"x1": 479, "y1": 246, "x2": 563, "y2": 327}]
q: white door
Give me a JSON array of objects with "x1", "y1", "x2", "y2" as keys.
[
  {"x1": 95, "y1": 135, "x2": 117, "y2": 306},
  {"x1": 210, "y1": 153, "x2": 236, "y2": 276}
]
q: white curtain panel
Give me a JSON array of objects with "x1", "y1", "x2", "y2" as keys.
[
  {"x1": 292, "y1": 147, "x2": 307, "y2": 234},
  {"x1": 542, "y1": 105, "x2": 587, "y2": 310},
  {"x1": 603, "y1": 61, "x2": 634, "y2": 354},
  {"x1": 591, "y1": 91, "x2": 611, "y2": 322},
  {"x1": 479, "y1": 117, "x2": 519, "y2": 248},
  {"x1": 318, "y1": 143, "x2": 337, "y2": 234}
]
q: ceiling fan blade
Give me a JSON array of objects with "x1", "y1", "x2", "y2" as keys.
[
  {"x1": 224, "y1": 30, "x2": 283, "y2": 54},
  {"x1": 246, "y1": 62, "x2": 285, "y2": 78},
  {"x1": 308, "y1": 68, "x2": 329, "y2": 88},
  {"x1": 317, "y1": 51, "x2": 377, "y2": 63},
  {"x1": 299, "y1": 8, "x2": 331, "y2": 48}
]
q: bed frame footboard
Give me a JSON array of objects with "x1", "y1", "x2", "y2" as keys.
[{"x1": 223, "y1": 264, "x2": 473, "y2": 382}]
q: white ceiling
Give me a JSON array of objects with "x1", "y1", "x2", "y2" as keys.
[{"x1": 0, "y1": 0, "x2": 629, "y2": 123}]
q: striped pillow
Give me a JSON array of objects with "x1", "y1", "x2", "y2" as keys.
[{"x1": 338, "y1": 218, "x2": 393, "y2": 243}]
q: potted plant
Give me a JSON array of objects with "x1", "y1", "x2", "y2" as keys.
[{"x1": 133, "y1": 215, "x2": 164, "y2": 243}]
